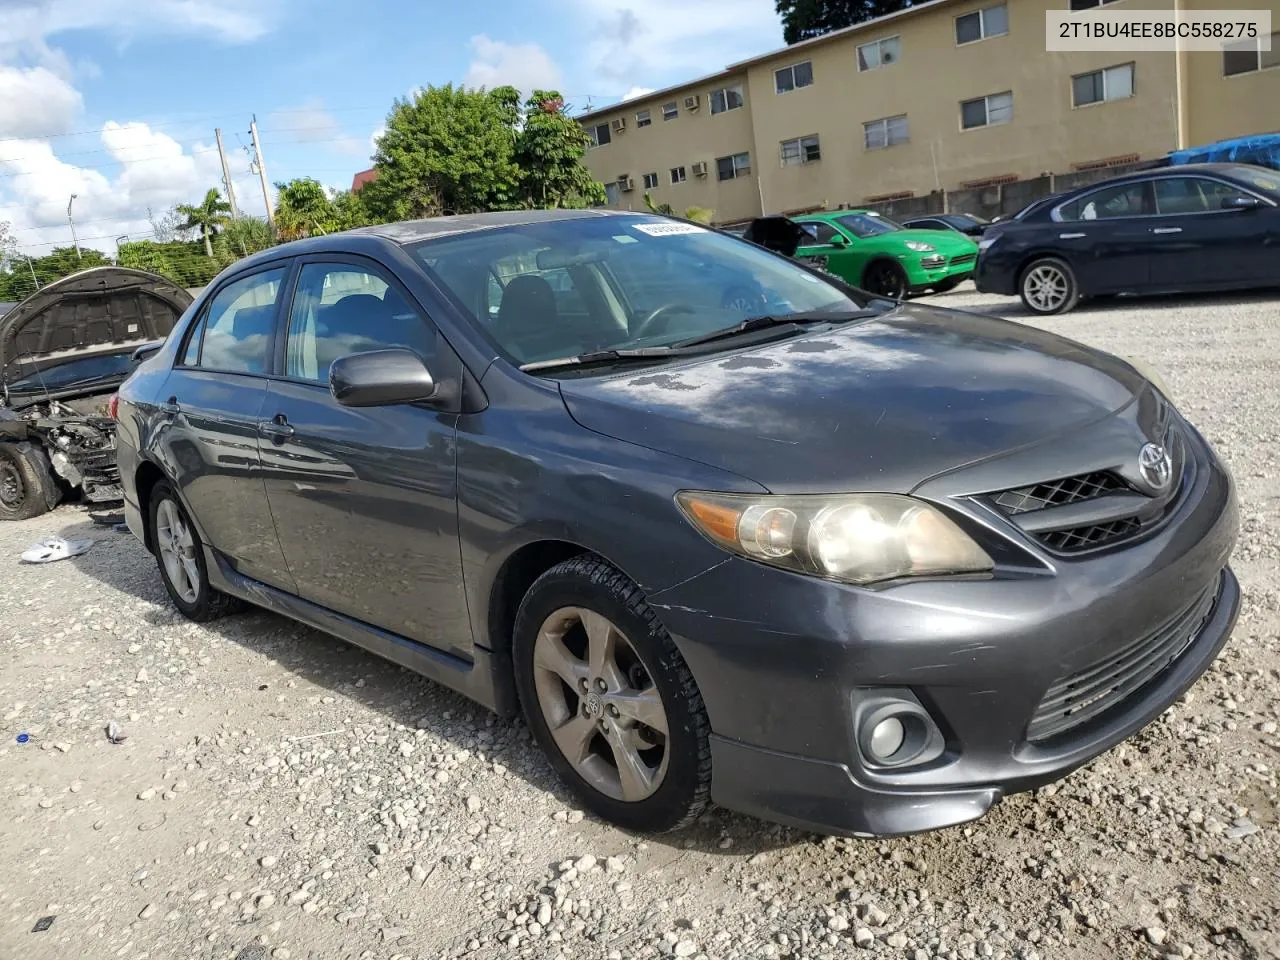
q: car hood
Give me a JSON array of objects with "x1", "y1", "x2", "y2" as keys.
[
  {"x1": 558, "y1": 304, "x2": 1148, "y2": 494},
  {"x1": 886, "y1": 228, "x2": 977, "y2": 253},
  {"x1": 0, "y1": 267, "x2": 191, "y2": 385}
]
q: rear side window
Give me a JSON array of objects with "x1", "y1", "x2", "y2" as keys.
[
  {"x1": 1059, "y1": 181, "x2": 1150, "y2": 221},
  {"x1": 182, "y1": 268, "x2": 286, "y2": 374},
  {"x1": 803, "y1": 222, "x2": 843, "y2": 244}
]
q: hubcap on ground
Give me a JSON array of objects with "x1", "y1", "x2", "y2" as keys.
[
  {"x1": 0, "y1": 462, "x2": 24, "y2": 508},
  {"x1": 156, "y1": 499, "x2": 200, "y2": 604},
  {"x1": 1024, "y1": 265, "x2": 1069, "y2": 311},
  {"x1": 532, "y1": 607, "x2": 670, "y2": 803}
]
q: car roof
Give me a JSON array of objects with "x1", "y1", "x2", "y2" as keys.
[
  {"x1": 1066, "y1": 162, "x2": 1252, "y2": 193},
  {"x1": 793, "y1": 210, "x2": 873, "y2": 220}
]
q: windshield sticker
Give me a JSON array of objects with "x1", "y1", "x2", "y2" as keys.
[
  {"x1": 611, "y1": 234, "x2": 639, "y2": 244},
  {"x1": 632, "y1": 222, "x2": 708, "y2": 237}
]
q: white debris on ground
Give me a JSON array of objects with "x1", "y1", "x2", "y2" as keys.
[{"x1": 1, "y1": 286, "x2": 1278, "y2": 960}]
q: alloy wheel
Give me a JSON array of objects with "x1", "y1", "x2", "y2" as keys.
[
  {"x1": 531, "y1": 606, "x2": 670, "y2": 803},
  {"x1": 155, "y1": 499, "x2": 200, "y2": 604},
  {"x1": 0, "y1": 462, "x2": 24, "y2": 509},
  {"x1": 1023, "y1": 264, "x2": 1070, "y2": 312},
  {"x1": 865, "y1": 263, "x2": 906, "y2": 299}
]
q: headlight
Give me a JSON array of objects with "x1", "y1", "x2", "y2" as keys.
[
  {"x1": 675, "y1": 491, "x2": 993, "y2": 585},
  {"x1": 977, "y1": 236, "x2": 997, "y2": 252},
  {"x1": 904, "y1": 240, "x2": 935, "y2": 252},
  {"x1": 1122, "y1": 355, "x2": 1172, "y2": 400}
]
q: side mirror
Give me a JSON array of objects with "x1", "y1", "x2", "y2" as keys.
[
  {"x1": 131, "y1": 341, "x2": 164, "y2": 363},
  {"x1": 1222, "y1": 195, "x2": 1263, "y2": 211},
  {"x1": 329, "y1": 348, "x2": 437, "y2": 407},
  {"x1": 828, "y1": 234, "x2": 849, "y2": 248}
]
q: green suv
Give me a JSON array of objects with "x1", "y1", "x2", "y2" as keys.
[{"x1": 791, "y1": 210, "x2": 979, "y2": 299}]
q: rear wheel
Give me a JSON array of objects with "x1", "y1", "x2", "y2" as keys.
[
  {"x1": 1019, "y1": 257, "x2": 1080, "y2": 315},
  {"x1": 147, "y1": 482, "x2": 243, "y2": 621},
  {"x1": 0, "y1": 442, "x2": 61, "y2": 521},
  {"x1": 513, "y1": 556, "x2": 712, "y2": 833},
  {"x1": 861, "y1": 261, "x2": 908, "y2": 300}
]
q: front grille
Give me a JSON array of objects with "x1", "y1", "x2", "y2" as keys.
[
  {"x1": 993, "y1": 471, "x2": 1127, "y2": 516},
  {"x1": 920, "y1": 255, "x2": 947, "y2": 269},
  {"x1": 1026, "y1": 576, "x2": 1220, "y2": 742},
  {"x1": 1035, "y1": 517, "x2": 1141, "y2": 552},
  {"x1": 950, "y1": 253, "x2": 977, "y2": 268}
]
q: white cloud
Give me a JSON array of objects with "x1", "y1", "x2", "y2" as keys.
[
  {"x1": 464, "y1": 34, "x2": 563, "y2": 95},
  {"x1": 264, "y1": 101, "x2": 371, "y2": 159},
  {"x1": 0, "y1": 65, "x2": 82, "y2": 138},
  {"x1": 620, "y1": 86, "x2": 655, "y2": 101}
]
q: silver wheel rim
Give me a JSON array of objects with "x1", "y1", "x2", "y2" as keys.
[
  {"x1": 1024, "y1": 264, "x2": 1070, "y2": 312},
  {"x1": 532, "y1": 607, "x2": 670, "y2": 803},
  {"x1": 156, "y1": 499, "x2": 200, "y2": 604}
]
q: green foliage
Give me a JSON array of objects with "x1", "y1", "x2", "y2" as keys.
[
  {"x1": 642, "y1": 193, "x2": 714, "y2": 225},
  {"x1": 330, "y1": 189, "x2": 378, "y2": 231},
  {"x1": 0, "y1": 247, "x2": 113, "y2": 301},
  {"x1": 776, "y1": 0, "x2": 913, "y2": 43},
  {"x1": 117, "y1": 240, "x2": 227, "y2": 287},
  {"x1": 514, "y1": 91, "x2": 607, "y2": 209},
  {"x1": 275, "y1": 177, "x2": 338, "y2": 240},
  {"x1": 220, "y1": 216, "x2": 275, "y2": 258},
  {"x1": 176, "y1": 188, "x2": 233, "y2": 256}
]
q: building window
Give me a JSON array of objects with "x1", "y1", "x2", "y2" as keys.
[
  {"x1": 774, "y1": 61, "x2": 814, "y2": 93},
  {"x1": 857, "y1": 36, "x2": 901, "y2": 71},
  {"x1": 588, "y1": 122, "x2": 612, "y2": 147},
  {"x1": 716, "y1": 152, "x2": 751, "y2": 181},
  {"x1": 863, "y1": 114, "x2": 910, "y2": 149},
  {"x1": 955, "y1": 3, "x2": 1008, "y2": 44},
  {"x1": 670, "y1": 166, "x2": 687, "y2": 184},
  {"x1": 1072, "y1": 63, "x2": 1134, "y2": 106},
  {"x1": 636, "y1": 109, "x2": 651, "y2": 128},
  {"x1": 603, "y1": 181, "x2": 621, "y2": 205},
  {"x1": 780, "y1": 135, "x2": 821, "y2": 166},
  {"x1": 1224, "y1": 32, "x2": 1280, "y2": 76},
  {"x1": 662, "y1": 101, "x2": 679, "y2": 121},
  {"x1": 1070, "y1": 0, "x2": 1122, "y2": 8},
  {"x1": 642, "y1": 172, "x2": 660, "y2": 189},
  {"x1": 709, "y1": 85, "x2": 745, "y2": 115},
  {"x1": 961, "y1": 91, "x2": 1013, "y2": 129}
]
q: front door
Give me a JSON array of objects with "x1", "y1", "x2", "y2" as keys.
[
  {"x1": 155, "y1": 264, "x2": 296, "y2": 591},
  {"x1": 1148, "y1": 175, "x2": 1277, "y2": 288},
  {"x1": 257, "y1": 257, "x2": 471, "y2": 657}
]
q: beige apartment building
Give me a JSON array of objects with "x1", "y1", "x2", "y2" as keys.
[{"x1": 578, "y1": 0, "x2": 1280, "y2": 224}]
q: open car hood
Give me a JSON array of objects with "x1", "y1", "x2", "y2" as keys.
[{"x1": 0, "y1": 267, "x2": 191, "y2": 385}]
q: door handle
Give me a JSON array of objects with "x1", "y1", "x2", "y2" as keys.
[
  {"x1": 258, "y1": 415, "x2": 295, "y2": 442},
  {"x1": 1059, "y1": 232, "x2": 1087, "y2": 239},
  {"x1": 1151, "y1": 227, "x2": 1183, "y2": 234},
  {"x1": 159, "y1": 397, "x2": 180, "y2": 416}
]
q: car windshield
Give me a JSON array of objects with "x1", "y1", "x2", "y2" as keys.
[
  {"x1": 6, "y1": 351, "x2": 135, "y2": 393},
  {"x1": 412, "y1": 214, "x2": 863, "y2": 367},
  {"x1": 1227, "y1": 165, "x2": 1280, "y2": 197},
  {"x1": 947, "y1": 214, "x2": 988, "y2": 227},
  {"x1": 834, "y1": 213, "x2": 902, "y2": 238}
]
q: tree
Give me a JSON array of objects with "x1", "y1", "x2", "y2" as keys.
[
  {"x1": 220, "y1": 216, "x2": 275, "y2": 258},
  {"x1": 642, "y1": 193, "x2": 714, "y2": 225},
  {"x1": 776, "y1": 0, "x2": 913, "y2": 43},
  {"x1": 118, "y1": 240, "x2": 225, "y2": 287},
  {"x1": 147, "y1": 206, "x2": 191, "y2": 243},
  {"x1": 175, "y1": 188, "x2": 232, "y2": 257},
  {"x1": 275, "y1": 178, "x2": 339, "y2": 240},
  {"x1": 0, "y1": 219, "x2": 17, "y2": 274},
  {"x1": 0, "y1": 246, "x2": 111, "y2": 301},
  {"x1": 362, "y1": 83, "x2": 524, "y2": 221},
  {"x1": 514, "y1": 91, "x2": 607, "y2": 209},
  {"x1": 330, "y1": 189, "x2": 377, "y2": 231}
]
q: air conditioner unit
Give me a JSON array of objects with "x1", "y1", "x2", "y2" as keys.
[
  {"x1": 611, "y1": 117, "x2": 627, "y2": 133},
  {"x1": 691, "y1": 161, "x2": 708, "y2": 177},
  {"x1": 618, "y1": 177, "x2": 635, "y2": 192},
  {"x1": 684, "y1": 95, "x2": 700, "y2": 111}
]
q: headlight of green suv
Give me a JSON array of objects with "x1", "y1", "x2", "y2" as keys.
[
  {"x1": 904, "y1": 241, "x2": 936, "y2": 253},
  {"x1": 676, "y1": 491, "x2": 993, "y2": 585}
]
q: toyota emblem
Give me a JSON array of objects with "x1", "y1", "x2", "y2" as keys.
[{"x1": 1138, "y1": 442, "x2": 1173, "y2": 491}]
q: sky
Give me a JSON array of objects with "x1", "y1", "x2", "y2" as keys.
[{"x1": 0, "y1": 0, "x2": 783, "y2": 258}]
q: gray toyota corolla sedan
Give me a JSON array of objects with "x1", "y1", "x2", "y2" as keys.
[{"x1": 114, "y1": 209, "x2": 1239, "y2": 838}]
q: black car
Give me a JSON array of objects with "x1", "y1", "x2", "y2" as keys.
[
  {"x1": 900, "y1": 212, "x2": 990, "y2": 237},
  {"x1": 975, "y1": 163, "x2": 1280, "y2": 314},
  {"x1": 115, "y1": 210, "x2": 1238, "y2": 838}
]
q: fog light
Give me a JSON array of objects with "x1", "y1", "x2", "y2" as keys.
[{"x1": 868, "y1": 717, "x2": 906, "y2": 760}]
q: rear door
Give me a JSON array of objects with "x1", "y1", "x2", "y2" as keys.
[
  {"x1": 1052, "y1": 180, "x2": 1155, "y2": 293},
  {"x1": 156, "y1": 264, "x2": 296, "y2": 591},
  {"x1": 1148, "y1": 175, "x2": 1276, "y2": 287},
  {"x1": 257, "y1": 256, "x2": 472, "y2": 657}
]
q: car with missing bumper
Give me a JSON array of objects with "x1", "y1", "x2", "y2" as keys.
[
  {"x1": 115, "y1": 209, "x2": 1238, "y2": 837},
  {"x1": 0, "y1": 268, "x2": 189, "y2": 520}
]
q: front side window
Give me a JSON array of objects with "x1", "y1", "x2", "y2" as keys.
[
  {"x1": 836, "y1": 213, "x2": 902, "y2": 238},
  {"x1": 716, "y1": 152, "x2": 751, "y2": 181},
  {"x1": 709, "y1": 85, "x2": 745, "y2": 115},
  {"x1": 955, "y1": 3, "x2": 1008, "y2": 44},
  {"x1": 1059, "y1": 181, "x2": 1150, "y2": 220},
  {"x1": 961, "y1": 91, "x2": 1013, "y2": 129},
  {"x1": 802, "y1": 222, "x2": 843, "y2": 244},
  {"x1": 283, "y1": 264, "x2": 436, "y2": 383},
  {"x1": 864, "y1": 114, "x2": 909, "y2": 149},
  {"x1": 1072, "y1": 63, "x2": 1135, "y2": 106},
  {"x1": 670, "y1": 166, "x2": 687, "y2": 184},
  {"x1": 775, "y1": 61, "x2": 814, "y2": 92},
  {"x1": 780, "y1": 135, "x2": 821, "y2": 166},
  {"x1": 1154, "y1": 177, "x2": 1253, "y2": 215},
  {"x1": 412, "y1": 215, "x2": 861, "y2": 368},
  {"x1": 1224, "y1": 32, "x2": 1280, "y2": 76},
  {"x1": 857, "y1": 36, "x2": 901, "y2": 70},
  {"x1": 185, "y1": 267, "x2": 286, "y2": 374},
  {"x1": 635, "y1": 109, "x2": 651, "y2": 128}
]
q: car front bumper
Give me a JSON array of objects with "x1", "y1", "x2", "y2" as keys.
[
  {"x1": 648, "y1": 431, "x2": 1239, "y2": 837},
  {"x1": 904, "y1": 254, "x2": 976, "y2": 292}
]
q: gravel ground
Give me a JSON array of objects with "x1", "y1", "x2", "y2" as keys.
[{"x1": 2, "y1": 285, "x2": 1279, "y2": 960}]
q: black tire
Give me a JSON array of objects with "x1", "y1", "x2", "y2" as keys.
[
  {"x1": 930, "y1": 277, "x2": 963, "y2": 294},
  {"x1": 861, "y1": 260, "x2": 908, "y2": 300},
  {"x1": 146, "y1": 482, "x2": 244, "y2": 621},
  {"x1": 0, "y1": 441, "x2": 61, "y2": 521},
  {"x1": 513, "y1": 555, "x2": 712, "y2": 833},
  {"x1": 1019, "y1": 257, "x2": 1080, "y2": 315}
]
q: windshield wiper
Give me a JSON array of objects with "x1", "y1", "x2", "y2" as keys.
[
  {"x1": 672, "y1": 309, "x2": 884, "y2": 349},
  {"x1": 519, "y1": 346, "x2": 679, "y2": 373}
]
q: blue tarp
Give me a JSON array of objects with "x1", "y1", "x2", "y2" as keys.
[{"x1": 1167, "y1": 133, "x2": 1280, "y2": 170}]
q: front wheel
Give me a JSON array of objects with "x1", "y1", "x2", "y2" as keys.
[
  {"x1": 147, "y1": 482, "x2": 243, "y2": 621},
  {"x1": 0, "y1": 442, "x2": 61, "y2": 521},
  {"x1": 513, "y1": 556, "x2": 712, "y2": 833},
  {"x1": 861, "y1": 261, "x2": 908, "y2": 300},
  {"x1": 1019, "y1": 257, "x2": 1080, "y2": 315}
]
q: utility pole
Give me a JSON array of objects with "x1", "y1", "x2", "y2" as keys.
[
  {"x1": 215, "y1": 128, "x2": 241, "y2": 219},
  {"x1": 67, "y1": 194, "x2": 81, "y2": 260},
  {"x1": 249, "y1": 116, "x2": 275, "y2": 232},
  {"x1": 1173, "y1": 0, "x2": 1189, "y2": 149}
]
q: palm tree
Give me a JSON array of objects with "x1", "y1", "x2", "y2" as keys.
[
  {"x1": 176, "y1": 189, "x2": 233, "y2": 257},
  {"x1": 643, "y1": 192, "x2": 714, "y2": 225}
]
